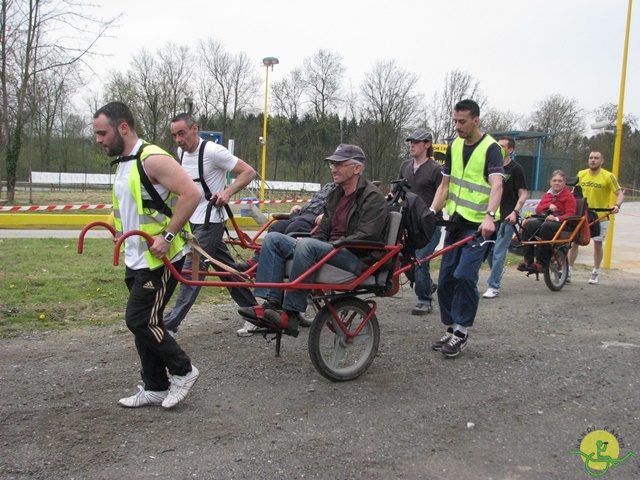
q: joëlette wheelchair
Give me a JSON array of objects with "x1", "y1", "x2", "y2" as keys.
[
  {"x1": 77, "y1": 181, "x2": 478, "y2": 382},
  {"x1": 513, "y1": 197, "x2": 612, "y2": 292}
]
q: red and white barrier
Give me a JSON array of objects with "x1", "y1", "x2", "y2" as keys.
[
  {"x1": 0, "y1": 198, "x2": 310, "y2": 212},
  {"x1": 0, "y1": 204, "x2": 112, "y2": 212}
]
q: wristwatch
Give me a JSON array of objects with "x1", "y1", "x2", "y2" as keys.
[
  {"x1": 162, "y1": 231, "x2": 175, "y2": 243},
  {"x1": 485, "y1": 211, "x2": 496, "y2": 219}
]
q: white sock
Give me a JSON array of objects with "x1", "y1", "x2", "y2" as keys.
[
  {"x1": 593, "y1": 268, "x2": 600, "y2": 274},
  {"x1": 568, "y1": 266, "x2": 572, "y2": 274},
  {"x1": 454, "y1": 325, "x2": 468, "y2": 336}
]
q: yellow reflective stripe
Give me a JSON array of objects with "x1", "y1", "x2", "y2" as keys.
[
  {"x1": 449, "y1": 176, "x2": 492, "y2": 195},
  {"x1": 139, "y1": 213, "x2": 168, "y2": 225},
  {"x1": 448, "y1": 192, "x2": 487, "y2": 212}
]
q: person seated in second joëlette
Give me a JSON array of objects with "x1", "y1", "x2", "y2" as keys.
[
  {"x1": 518, "y1": 170, "x2": 577, "y2": 272},
  {"x1": 237, "y1": 144, "x2": 389, "y2": 337}
]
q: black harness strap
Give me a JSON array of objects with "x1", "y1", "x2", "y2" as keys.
[
  {"x1": 112, "y1": 143, "x2": 174, "y2": 219},
  {"x1": 136, "y1": 145, "x2": 173, "y2": 219},
  {"x1": 180, "y1": 140, "x2": 213, "y2": 200},
  {"x1": 180, "y1": 139, "x2": 223, "y2": 229}
]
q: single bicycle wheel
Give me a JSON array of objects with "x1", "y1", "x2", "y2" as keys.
[
  {"x1": 544, "y1": 245, "x2": 569, "y2": 291},
  {"x1": 308, "y1": 297, "x2": 380, "y2": 382}
]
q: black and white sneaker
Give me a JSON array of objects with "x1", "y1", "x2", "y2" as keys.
[
  {"x1": 441, "y1": 330, "x2": 468, "y2": 358},
  {"x1": 432, "y1": 327, "x2": 454, "y2": 351}
]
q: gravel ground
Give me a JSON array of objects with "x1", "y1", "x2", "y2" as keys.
[{"x1": 1, "y1": 266, "x2": 639, "y2": 479}]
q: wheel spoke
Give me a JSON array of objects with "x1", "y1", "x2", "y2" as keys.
[{"x1": 329, "y1": 338, "x2": 347, "y2": 367}]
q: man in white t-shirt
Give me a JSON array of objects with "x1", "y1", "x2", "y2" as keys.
[{"x1": 164, "y1": 113, "x2": 257, "y2": 334}]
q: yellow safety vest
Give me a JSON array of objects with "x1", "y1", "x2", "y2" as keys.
[
  {"x1": 446, "y1": 135, "x2": 502, "y2": 223},
  {"x1": 112, "y1": 144, "x2": 188, "y2": 269}
]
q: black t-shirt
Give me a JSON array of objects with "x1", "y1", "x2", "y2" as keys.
[
  {"x1": 443, "y1": 135, "x2": 504, "y2": 180},
  {"x1": 500, "y1": 159, "x2": 527, "y2": 219},
  {"x1": 397, "y1": 158, "x2": 443, "y2": 219}
]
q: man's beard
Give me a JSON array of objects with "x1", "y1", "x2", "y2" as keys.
[{"x1": 107, "y1": 133, "x2": 126, "y2": 157}]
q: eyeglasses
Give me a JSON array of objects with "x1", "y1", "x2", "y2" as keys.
[{"x1": 328, "y1": 161, "x2": 357, "y2": 170}]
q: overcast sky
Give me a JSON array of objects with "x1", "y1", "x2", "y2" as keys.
[{"x1": 87, "y1": 0, "x2": 639, "y2": 130}]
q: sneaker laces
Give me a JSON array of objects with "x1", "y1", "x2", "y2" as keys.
[
  {"x1": 438, "y1": 331, "x2": 453, "y2": 342},
  {"x1": 169, "y1": 374, "x2": 188, "y2": 391},
  {"x1": 448, "y1": 333, "x2": 466, "y2": 346}
]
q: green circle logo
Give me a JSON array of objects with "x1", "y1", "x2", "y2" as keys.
[
  {"x1": 570, "y1": 428, "x2": 637, "y2": 477},
  {"x1": 580, "y1": 431, "x2": 621, "y2": 474}
]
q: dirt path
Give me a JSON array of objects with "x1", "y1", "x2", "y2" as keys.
[{"x1": 1, "y1": 266, "x2": 639, "y2": 479}]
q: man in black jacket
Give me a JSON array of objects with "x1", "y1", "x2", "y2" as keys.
[{"x1": 238, "y1": 144, "x2": 389, "y2": 336}]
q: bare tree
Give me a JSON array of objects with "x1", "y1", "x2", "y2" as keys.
[
  {"x1": 228, "y1": 51, "x2": 260, "y2": 134},
  {"x1": 196, "y1": 39, "x2": 229, "y2": 121},
  {"x1": 130, "y1": 49, "x2": 170, "y2": 143},
  {"x1": 588, "y1": 103, "x2": 639, "y2": 188},
  {"x1": 528, "y1": 94, "x2": 585, "y2": 153},
  {"x1": 157, "y1": 42, "x2": 194, "y2": 119},
  {"x1": 27, "y1": 62, "x2": 82, "y2": 171},
  {"x1": 271, "y1": 68, "x2": 305, "y2": 119},
  {"x1": 358, "y1": 59, "x2": 421, "y2": 183},
  {"x1": 1, "y1": 0, "x2": 118, "y2": 200},
  {"x1": 102, "y1": 43, "x2": 193, "y2": 148},
  {"x1": 424, "y1": 70, "x2": 486, "y2": 143},
  {"x1": 197, "y1": 39, "x2": 260, "y2": 137},
  {"x1": 302, "y1": 49, "x2": 344, "y2": 121},
  {"x1": 281, "y1": 49, "x2": 345, "y2": 181},
  {"x1": 103, "y1": 70, "x2": 138, "y2": 113},
  {"x1": 482, "y1": 107, "x2": 523, "y2": 134},
  {"x1": 593, "y1": 102, "x2": 637, "y2": 129}
]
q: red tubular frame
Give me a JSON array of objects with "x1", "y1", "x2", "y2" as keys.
[
  {"x1": 77, "y1": 221, "x2": 478, "y2": 294},
  {"x1": 77, "y1": 221, "x2": 116, "y2": 253},
  {"x1": 77, "y1": 221, "x2": 483, "y2": 362},
  {"x1": 224, "y1": 215, "x2": 276, "y2": 251},
  {"x1": 325, "y1": 298, "x2": 379, "y2": 343}
]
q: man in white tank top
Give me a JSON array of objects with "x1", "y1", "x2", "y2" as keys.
[{"x1": 93, "y1": 102, "x2": 201, "y2": 410}]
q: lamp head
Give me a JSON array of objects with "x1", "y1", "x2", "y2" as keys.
[
  {"x1": 262, "y1": 57, "x2": 279, "y2": 67},
  {"x1": 590, "y1": 120, "x2": 613, "y2": 130}
]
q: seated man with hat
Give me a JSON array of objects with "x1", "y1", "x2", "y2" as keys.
[{"x1": 238, "y1": 144, "x2": 389, "y2": 336}]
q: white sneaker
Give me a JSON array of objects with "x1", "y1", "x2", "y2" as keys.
[
  {"x1": 162, "y1": 365, "x2": 199, "y2": 409},
  {"x1": 588, "y1": 272, "x2": 599, "y2": 285},
  {"x1": 483, "y1": 288, "x2": 500, "y2": 299},
  {"x1": 118, "y1": 385, "x2": 168, "y2": 408},
  {"x1": 237, "y1": 320, "x2": 259, "y2": 337}
]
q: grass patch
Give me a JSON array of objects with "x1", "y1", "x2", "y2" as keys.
[{"x1": 0, "y1": 238, "x2": 236, "y2": 338}]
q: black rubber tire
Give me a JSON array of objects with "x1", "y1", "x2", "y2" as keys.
[
  {"x1": 308, "y1": 297, "x2": 380, "y2": 382},
  {"x1": 544, "y1": 246, "x2": 569, "y2": 291}
]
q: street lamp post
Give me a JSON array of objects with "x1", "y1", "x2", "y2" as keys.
[
  {"x1": 260, "y1": 56, "x2": 278, "y2": 210},
  {"x1": 604, "y1": 0, "x2": 632, "y2": 268}
]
